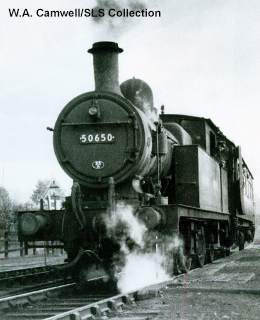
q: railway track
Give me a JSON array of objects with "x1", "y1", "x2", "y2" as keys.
[
  {"x1": 0, "y1": 277, "x2": 149, "y2": 320},
  {"x1": 0, "y1": 262, "x2": 195, "y2": 320},
  {"x1": 0, "y1": 264, "x2": 65, "y2": 284},
  {"x1": 0, "y1": 264, "x2": 69, "y2": 298},
  {"x1": 0, "y1": 244, "x2": 252, "y2": 320},
  {"x1": 1, "y1": 245, "x2": 257, "y2": 320}
]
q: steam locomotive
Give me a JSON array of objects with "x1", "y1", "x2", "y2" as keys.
[{"x1": 18, "y1": 41, "x2": 255, "y2": 279}]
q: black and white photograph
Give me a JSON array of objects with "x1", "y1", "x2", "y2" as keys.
[{"x1": 1, "y1": 1, "x2": 260, "y2": 319}]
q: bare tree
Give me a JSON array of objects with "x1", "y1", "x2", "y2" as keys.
[
  {"x1": 0, "y1": 187, "x2": 14, "y2": 230},
  {"x1": 31, "y1": 180, "x2": 51, "y2": 206},
  {"x1": 31, "y1": 179, "x2": 65, "y2": 208}
]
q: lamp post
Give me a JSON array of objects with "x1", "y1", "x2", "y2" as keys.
[{"x1": 49, "y1": 180, "x2": 60, "y2": 210}]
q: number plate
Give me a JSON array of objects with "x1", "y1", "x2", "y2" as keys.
[{"x1": 79, "y1": 133, "x2": 115, "y2": 144}]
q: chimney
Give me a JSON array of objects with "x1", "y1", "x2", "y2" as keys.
[{"x1": 88, "y1": 41, "x2": 123, "y2": 95}]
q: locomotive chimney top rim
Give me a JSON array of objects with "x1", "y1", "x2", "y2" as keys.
[{"x1": 88, "y1": 41, "x2": 123, "y2": 54}]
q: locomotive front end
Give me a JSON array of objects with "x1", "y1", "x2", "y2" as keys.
[
  {"x1": 53, "y1": 42, "x2": 158, "y2": 189},
  {"x1": 18, "y1": 42, "x2": 178, "y2": 282}
]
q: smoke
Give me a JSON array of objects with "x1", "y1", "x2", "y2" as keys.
[
  {"x1": 139, "y1": 101, "x2": 158, "y2": 123},
  {"x1": 92, "y1": 0, "x2": 156, "y2": 40},
  {"x1": 102, "y1": 202, "x2": 182, "y2": 292},
  {"x1": 133, "y1": 86, "x2": 158, "y2": 122}
]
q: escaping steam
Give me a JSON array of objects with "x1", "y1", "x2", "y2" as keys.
[
  {"x1": 103, "y1": 202, "x2": 147, "y2": 249},
  {"x1": 92, "y1": 0, "x2": 157, "y2": 40},
  {"x1": 117, "y1": 252, "x2": 169, "y2": 292},
  {"x1": 102, "y1": 202, "x2": 183, "y2": 292}
]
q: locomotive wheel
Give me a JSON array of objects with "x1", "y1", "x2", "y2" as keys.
[
  {"x1": 195, "y1": 227, "x2": 206, "y2": 268},
  {"x1": 207, "y1": 245, "x2": 215, "y2": 264},
  {"x1": 173, "y1": 246, "x2": 191, "y2": 275},
  {"x1": 225, "y1": 247, "x2": 231, "y2": 256},
  {"x1": 183, "y1": 252, "x2": 192, "y2": 272},
  {"x1": 239, "y1": 231, "x2": 245, "y2": 251},
  {"x1": 206, "y1": 231, "x2": 215, "y2": 264},
  {"x1": 173, "y1": 238, "x2": 192, "y2": 275},
  {"x1": 214, "y1": 247, "x2": 226, "y2": 260}
]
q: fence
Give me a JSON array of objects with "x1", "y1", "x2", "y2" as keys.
[{"x1": 0, "y1": 231, "x2": 64, "y2": 258}]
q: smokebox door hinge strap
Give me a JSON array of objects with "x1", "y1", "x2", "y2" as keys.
[{"x1": 128, "y1": 112, "x2": 139, "y2": 149}]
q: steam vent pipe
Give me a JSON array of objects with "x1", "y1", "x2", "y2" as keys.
[{"x1": 88, "y1": 41, "x2": 123, "y2": 95}]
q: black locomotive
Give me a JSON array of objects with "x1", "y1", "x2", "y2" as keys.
[{"x1": 18, "y1": 41, "x2": 255, "y2": 279}]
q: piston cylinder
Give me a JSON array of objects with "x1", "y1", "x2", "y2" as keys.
[{"x1": 136, "y1": 207, "x2": 161, "y2": 230}]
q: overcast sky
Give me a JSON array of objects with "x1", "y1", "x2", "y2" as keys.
[{"x1": 1, "y1": 0, "x2": 260, "y2": 206}]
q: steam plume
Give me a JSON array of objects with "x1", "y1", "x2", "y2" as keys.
[
  {"x1": 117, "y1": 252, "x2": 169, "y2": 292},
  {"x1": 103, "y1": 202, "x2": 147, "y2": 249},
  {"x1": 102, "y1": 202, "x2": 183, "y2": 292},
  {"x1": 92, "y1": 0, "x2": 155, "y2": 40}
]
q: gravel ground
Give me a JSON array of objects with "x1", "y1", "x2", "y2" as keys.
[
  {"x1": 133, "y1": 290, "x2": 260, "y2": 320},
  {"x1": 130, "y1": 243, "x2": 260, "y2": 320}
]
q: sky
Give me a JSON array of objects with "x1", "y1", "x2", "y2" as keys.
[{"x1": 1, "y1": 0, "x2": 260, "y2": 207}]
